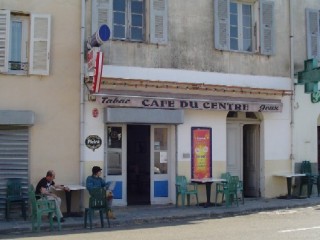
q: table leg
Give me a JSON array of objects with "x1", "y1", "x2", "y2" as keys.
[
  {"x1": 286, "y1": 177, "x2": 292, "y2": 198},
  {"x1": 65, "y1": 190, "x2": 71, "y2": 217},
  {"x1": 204, "y1": 182, "x2": 212, "y2": 208}
]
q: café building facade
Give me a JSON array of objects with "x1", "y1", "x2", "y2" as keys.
[{"x1": 82, "y1": 65, "x2": 292, "y2": 206}]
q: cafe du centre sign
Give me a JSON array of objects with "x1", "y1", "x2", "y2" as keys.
[{"x1": 97, "y1": 95, "x2": 282, "y2": 112}]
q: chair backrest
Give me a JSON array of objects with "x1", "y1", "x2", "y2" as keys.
[
  {"x1": 7, "y1": 178, "x2": 23, "y2": 198},
  {"x1": 221, "y1": 172, "x2": 232, "y2": 181},
  {"x1": 28, "y1": 185, "x2": 38, "y2": 215},
  {"x1": 227, "y1": 176, "x2": 239, "y2": 192},
  {"x1": 301, "y1": 161, "x2": 312, "y2": 174},
  {"x1": 89, "y1": 188, "x2": 107, "y2": 209},
  {"x1": 176, "y1": 176, "x2": 188, "y2": 191}
]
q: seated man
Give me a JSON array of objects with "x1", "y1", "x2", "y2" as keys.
[
  {"x1": 86, "y1": 166, "x2": 115, "y2": 219},
  {"x1": 35, "y1": 170, "x2": 69, "y2": 222}
]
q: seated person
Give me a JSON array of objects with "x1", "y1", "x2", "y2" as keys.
[
  {"x1": 35, "y1": 170, "x2": 69, "y2": 222},
  {"x1": 86, "y1": 166, "x2": 115, "y2": 219}
]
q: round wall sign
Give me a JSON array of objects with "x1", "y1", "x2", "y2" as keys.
[{"x1": 85, "y1": 135, "x2": 102, "y2": 151}]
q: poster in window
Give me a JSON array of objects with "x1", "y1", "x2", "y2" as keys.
[{"x1": 191, "y1": 127, "x2": 212, "y2": 179}]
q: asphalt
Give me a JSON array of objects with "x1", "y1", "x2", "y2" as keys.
[{"x1": 1, "y1": 196, "x2": 320, "y2": 236}]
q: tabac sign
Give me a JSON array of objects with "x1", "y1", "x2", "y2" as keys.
[{"x1": 97, "y1": 96, "x2": 282, "y2": 112}]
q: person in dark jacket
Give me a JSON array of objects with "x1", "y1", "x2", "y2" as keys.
[{"x1": 86, "y1": 166, "x2": 115, "y2": 219}]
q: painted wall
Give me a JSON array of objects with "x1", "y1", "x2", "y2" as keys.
[
  {"x1": 0, "y1": 0, "x2": 81, "y2": 211},
  {"x1": 293, "y1": 86, "x2": 320, "y2": 164},
  {"x1": 93, "y1": 0, "x2": 291, "y2": 77}
]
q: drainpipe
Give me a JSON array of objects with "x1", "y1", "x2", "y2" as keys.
[
  {"x1": 289, "y1": 0, "x2": 295, "y2": 172},
  {"x1": 80, "y1": 0, "x2": 86, "y2": 208}
]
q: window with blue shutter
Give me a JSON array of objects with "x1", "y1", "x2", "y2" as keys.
[
  {"x1": 93, "y1": 0, "x2": 168, "y2": 44},
  {"x1": 214, "y1": 0, "x2": 274, "y2": 55}
]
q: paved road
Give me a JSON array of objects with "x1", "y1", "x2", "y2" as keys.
[{"x1": 2, "y1": 205, "x2": 320, "y2": 240}]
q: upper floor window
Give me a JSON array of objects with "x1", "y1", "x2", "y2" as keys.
[
  {"x1": 306, "y1": 9, "x2": 320, "y2": 61},
  {"x1": 0, "y1": 10, "x2": 51, "y2": 75},
  {"x1": 230, "y1": 2, "x2": 252, "y2": 52},
  {"x1": 214, "y1": 0, "x2": 274, "y2": 55},
  {"x1": 113, "y1": 0, "x2": 144, "y2": 41},
  {"x1": 92, "y1": 0, "x2": 168, "y2": 44}
]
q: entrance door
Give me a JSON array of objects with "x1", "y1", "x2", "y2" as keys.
[
  {"x1": 227, "y1": 121, "x2": 260, "y2": 198},
  {"x1": 243, "y1": 124, "x2": 260, "y2": 197},
  {"x1": 127, "y1": 125, "x2": 150, "y2": 205}
]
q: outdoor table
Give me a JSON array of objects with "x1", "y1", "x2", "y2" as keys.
[
  {"x1": 55, "y1": 184, "x2": 86, "y2": 217},
  {"x1": 273, "y1": 173, "x2": 306, "y2": 199},
  {"x1": 191, "y1": 178, "x2": 226, "y2": 207}
]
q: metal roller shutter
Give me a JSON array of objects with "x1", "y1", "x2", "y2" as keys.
[{"x1": 0, "y1": 126, "x2": 29, "y2": 220}]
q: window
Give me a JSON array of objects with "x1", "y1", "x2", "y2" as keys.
[
  {"x1": 106, "y1": 126, "x2": 122, "y2": 175},
  {"x1": 306, "y1": 9, "x2": 320, "y2": 60},
  {"x1": 230, "y1": 2, "x2": 252, "y2": 52},
  {"x1": 214, "y1": 0, "x2": 274, "y2": 55},
  {"x1": 0, "y1": 10, "x2": 51, "y2": 75},
  {"x1": 92, "y1": 0, "x2": 168, "y2": 44},
  {"x1": 153, "y1": 128, "x2": 168, "y2": 174},
  {"x1": 113, "y1": 0, "x2": 144, "y2": 41}
]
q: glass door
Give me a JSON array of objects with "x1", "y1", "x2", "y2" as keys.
[
  {"x1": 105, "y1": 125, "x2": 127, "y2": 205},
  {"x1": 151, "y1": 125, "x2": 171, "y2": 204}
]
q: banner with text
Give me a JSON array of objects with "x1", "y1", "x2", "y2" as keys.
[{"x1": 97, "y1": 95, "x2": 282, "y2": 112}]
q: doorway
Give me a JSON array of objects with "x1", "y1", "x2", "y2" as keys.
[
  {"x1": 227, "y1": 112, "x2": 261, "y2": 198},
  {"x1": 127, "y1": 125, "x2": 151, "y2": 205}
]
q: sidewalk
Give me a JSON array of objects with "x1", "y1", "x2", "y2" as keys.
[{"x1": 1, "y1": 196, "x2": 320, "y2": 235}]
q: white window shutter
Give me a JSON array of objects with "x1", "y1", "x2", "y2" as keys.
[
  {"x1": 29, "y1": 14, "x2": 51, "y2": 75},
  {"x1": 92, "y1": 0, "x2": 113, "y2": 36},
  {"x1": 0, "y1": 10, "x2": 10, "y2": 73},
  {"x1": 150, "y1": 0, "x2": 168, "y2": 44},
  {"x1": 260, "y1": 1, "x2": 274, "y2": 55},
  {"x1": 306, "y1": 9, "x2": 320, "y2": 60},
  {"x1": 214, "y1": 0, "x2": 230, "y2": 50}
]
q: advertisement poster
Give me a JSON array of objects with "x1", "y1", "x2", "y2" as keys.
[{"x1": 191, "y1": 127, "x2": 212, "y2": 179}]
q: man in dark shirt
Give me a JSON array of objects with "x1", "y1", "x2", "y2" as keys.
[{"x1": 36, "y1": 170, "x2": 69, "y2": 222}]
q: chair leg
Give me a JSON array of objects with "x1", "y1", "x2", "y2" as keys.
[
  {"x1": 84, "y1": 208, "x2": 88, "y2": 228},
  {"x1": 21, "y1": 201, "x2": 27, "y2": 220},
  {"x1": 48, "y1": 212, "x2": 54, "y2": 231},
  {"x1": 89, "y1": 209, "x2": 93, "y2": 230},
  {"x1": 195, "y1": 194, "x2": 199, "y2": 206},
  {"x1": 181, "y1": 193, "x2": 185, "y2": 207},
  {"x1": 99, "y1": 210, "x2": 104, "y2": 228},
  {"x1": 5, "y1": 202, "x2": 9, "y2": 221},
  {"x1": 176, "y1": 193, "x2": 179, "y2": 207},
  {"x1": 186, "y1": 195, "x2": 190, "y2": 206}
]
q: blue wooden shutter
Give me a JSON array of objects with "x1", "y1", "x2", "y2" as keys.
[
  {"x1": 150, "y1": 0, "x2": 168, "y2": 44},
  {"x1": 92, "y1": 0, "x2": 113, "y2": 36},
  {"x1": 214, "y1": 0, "x2": 230, "y2": 50},
  {"x1": 0, "y1": 10, "x2": 10, "y2": 73},
  {"x1": 260, "y1": 1, "x2": 274, "y2": 55},
  {"x1": 306, "y1": 9, "x2": 320, "y2": 60}
]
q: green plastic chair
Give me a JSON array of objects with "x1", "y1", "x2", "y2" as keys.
[
  {"x1": 233, "y1": 175, "x2": 244, "y2": 204},
  {"x1": 5, "y1": 178, "x2": 27, "y2": 221},
  {"x1": 215, "y1": 172, "x2": 231, "y2": 205},
  {"x1": 175, "y1": 176, "x2": 198, "y2": 207},
  {"x1": 299, "y1": 161, "x2": 320, "y2": 197},
  {"x1": 215, "y1": 173, "x2": 239, "y2": 207},
  {"x1": 84, "y1": 188, "x2": 110, "y2": 229},
  {"x1": 28, "y1": 185, "x2": 61, "y2": 232}
]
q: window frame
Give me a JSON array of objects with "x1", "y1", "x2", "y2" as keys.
[
  {"x1": 9, "y1": 15, "x2": 29, "y2": 74},
  {"x1": 229, "y1": 1, "x2": 253, "y2": 52},
  {"x1": 112, "y1": 0, "x2": 145, "y2": 42}
]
